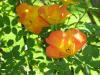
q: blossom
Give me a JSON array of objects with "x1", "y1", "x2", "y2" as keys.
[
  {"x1": 39, "y1": 4, "x2": 70, "y2": 24},
  {"x1": 16, "y1": 3, "x2": 49, "y2": 34},
  {"x1": 46, "y1": 29, "x2": 87, "y2": 58},
  {"x1": 16, "y1": 3, "x2": 71, "y2": 34}
]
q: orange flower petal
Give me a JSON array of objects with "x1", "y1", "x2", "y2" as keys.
[
  {"x1": 45, "y1": 29, "x2": 87, "y2": 58},
  {"x1": 46, "y1": 30, "x2": 67, "y2": 49},
  {"x1": 16, "y1": 3, "x2": 35, "y2": 22},
  {"x1": 46, "y1": 45, "x2": 66, "y2": 58},
  {"x1": 16, "y1": 3, "x2": 49, "y2": 34},
  {"x1": 39, "y1": 4, "x2": 70, "y2": 24},
  {"x1": 59, "y1": 5, "x2": 71, "y2": 19},
  {"x1": 65, "y1": 29, "x2": 87, "y2": 52}
]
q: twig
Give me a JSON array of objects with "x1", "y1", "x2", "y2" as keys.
[
  {"x1": 84, "y1": 0, "x2": 97, "y2": 25},
  {"x1": 75, "y1": 10, "x2": 86, "y2": 27}
]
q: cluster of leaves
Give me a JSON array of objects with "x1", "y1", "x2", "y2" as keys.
[{"x1": 0, "y1": 0, "x2": 100, "y2": 75}]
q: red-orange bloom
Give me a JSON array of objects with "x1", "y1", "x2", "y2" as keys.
[
  {"x1": 16, "y1": 3, "x2": 49, "y2": 34},
  {"x1": 39, "y1": 4, "x2": 71, "y2": 24},
  {"x1": 46, "y1": 29, "x2": 87, "y2": 58},
  {"x1": 16, "y1": 3, "x2": 71, "y2": 34}
]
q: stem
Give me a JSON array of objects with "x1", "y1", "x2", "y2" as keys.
[
  {"x1": 81, "y1": 65, "x2": 91, "y2": 75},
  {"x1": 75, "y1": 10, "x2": 86, "y2": 27},
  {"x1": 70, "y1": 67, "x2": 74, "y2": 75},
  {"x1": 84, "y1": 0, "x2": 97, "y2": 25}
]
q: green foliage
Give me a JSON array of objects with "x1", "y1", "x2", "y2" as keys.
[{"x1": 0, "y1": 0, "x2": 100, "y2": 75}]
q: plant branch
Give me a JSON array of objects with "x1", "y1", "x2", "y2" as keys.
[
  {"x1": 84, "y1": 0, "x2": 97, "y2": 25},
  {"x1": 75, "y1": 10, "x2": 86, "y2": 27}
]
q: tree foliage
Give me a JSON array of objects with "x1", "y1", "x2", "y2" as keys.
[{"x1": 0, "y1": 0, "x2": 100, "y2": 75}]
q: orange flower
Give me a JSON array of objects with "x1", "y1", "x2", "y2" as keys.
[
  {"x1": 65, "y1": 29, "x2": 87, "y2": 56},
  {"x1": 46, "y1": 29, "x2": 87, "y2": 58},
  {"x1": 46, "y1": 45, "x2": 67, "y2": 58},
  {"x1": 39, "y1": 4, "x2": 70, "y2": 24},
  {"x1": 16, "y1": 3, "x2": 49, "y2": 34},
  {"x1": 16, "y1": 3, "x2": 71, "y2": 34}
]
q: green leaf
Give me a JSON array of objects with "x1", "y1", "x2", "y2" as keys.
[
  {"x1": 39, "y1": 62, "x2": 46, "y2": 72},
  {"x1": 39, "y1": 62, "x2": 46, "y2": 69},
  {"x1": 18, "y1": 30, "x2": 25, "y2": 36},
  {"x1": 15, "y1": 35, "x2": 22, "y2": 42},
  {"x1": 7, "y1": 39, "x2": 14, "y2": 47},
  {"x1": 12, "y1": 45, "x2": 20, "y2": 58},
  {"x1": 35, "y1": 56, "x2": 44, "y2": 60},
  {"x1": 58, "y1": 70, "x2": 69, "y2": 75},
  {"x1": 0, "y1": 40, "x2": 5, "y2": 47},
  {"x1": 3, "y1": 52, "x2": 13, "y2": 59},
  {"x1": 89, "y1": 60, "x2": 100, "y2": 69},
  {"x1": 45, "y1": 70, "x2": 54, "y2": 75},
  {"x1": 3, "y1": 26, "x2": 11, "y2": 34},
  {"x1": 12, "y1": 45, "x2": 20, "y2": 51},
  {"x1": 0, "y1": 15, "x2": 4, "y2": 27},
  {"x1": 8, "y1": 0, "x2": 17, "y2": 5},
  {"x1": 95, "y1": 29, "x2": 100, "y2": 37},
  {"x1": 26, "y1": 38, "x2": 35, "y2": 48},
  {"x1": 83, "y1": 45, "x2": 99, "y2": 58},
  {"x1": 75, "y1": 66, "x2": 81, "y2": 73},
  {"x1": 12, "y1": 27, "x2": 17, "y2": 35},
  {"x1": 0, "y1": 30, "x2": 4, "y2": 37},
  {"x1": 81, "y1": 65, "x2": 91, "y2": 75},
  {"x1": 55, "y1": 59, "x2": 69, "y2": 71},
  {"x1": 47, "y1": 63, "x2": 56, "y2": 69},
  {"x1": 15, "y1": 30, "x2": 24, "y2": 41},
  {"x1": 3, "y1": 15, "x2": 10, "y2": 26},
  {"x1": 11, "y1": 17, "x2": 18, "y2": 26}
]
